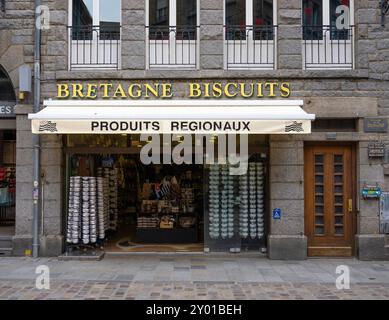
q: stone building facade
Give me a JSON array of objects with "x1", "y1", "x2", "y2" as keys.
[{"x1": 1, "y1": 0, "x2": 389, "y2": 259}]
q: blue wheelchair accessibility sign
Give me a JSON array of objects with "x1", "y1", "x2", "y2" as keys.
[{"x1": 273, "y1": 208, "x2": 281, "y2": 220}]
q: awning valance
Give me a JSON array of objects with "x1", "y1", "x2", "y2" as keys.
[{"x1": 28, "y1": 100, "x2": 315, "y2": 134}]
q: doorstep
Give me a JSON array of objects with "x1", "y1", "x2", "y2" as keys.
[
  {"x1": 58, "y1": 247, "x2": 105, "y2": 261},
  {"x1": 104, "y1": 251, "x2": 269, "y2": 259}
]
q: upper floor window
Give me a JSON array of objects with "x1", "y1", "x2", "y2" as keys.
[
  {"x1": 147, "y1": 0, "x2": 199, "y2": 69},
  {"x1": 69, "y1": 0, "x2": 121, "y2": 70},
  {"x1": 224, "y1": 0, "x2": 277, "y2": 70},
  {"x1": 302, "y1": 0, "x2": 354, "y2": 69},
  {"x1": 1, "y1": 0, "x2": 6, "y2": 14}
]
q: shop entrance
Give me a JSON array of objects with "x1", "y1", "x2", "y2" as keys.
[
  {"x1": 64, "y1": 134, "x2": 270, "y2": 254},
  {"x1": 64, "y1": 135, "x2": 204, "y2": 253},
  {"x1": 304, "y1": 144, "x2": 356, "y2": 257},
  {"x1": 0, "y1": 130, "x2": 16, "y2": 237},
  {"x1": 0, "y1": 66, "x2": 16, "y2": 238}
]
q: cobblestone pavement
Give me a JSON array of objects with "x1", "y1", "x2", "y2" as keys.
[{"x1": 1, "y1": 254, "x2": 389, "y2": 300}]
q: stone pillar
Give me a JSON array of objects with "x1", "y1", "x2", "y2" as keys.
[
  {"x1": 43, "y1": 0, "x2": 68, "y2": 72},
  {"x1": 39, "y1": 135, "x2": 64, "y2": 256},
  {"x1": 268, "y1": 136, "x2": 307, "y2": 260},
  {"x1": 277, "y1": 0, "x2": 302, "y2": 70},
  {"x1": 356, "y1": 141, "x2": 387, "y2": 260},
  {"x1": 13, "y1": 108, "x2": 34, "y2": 256},
  {"x1": 200, "y1": 0, "x2": 224, "y2": 70},
  {"x1": 122, "y1": 0, "x2": 146, "y2": 70}
]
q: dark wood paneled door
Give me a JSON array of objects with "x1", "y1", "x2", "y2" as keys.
[{"x1": 305, "y1": 145, "x2": 355, "y2": 257}]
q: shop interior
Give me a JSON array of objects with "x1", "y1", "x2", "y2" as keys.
[
  {"x1": 64, "y1": 134, "x2": 268, "y2": 253},
  {"x1": 65, "y1": 134, "x2": 204, "y2": 253},
  {"x1": 0, "y1": 130, "x2": 16, "y2": 237}
]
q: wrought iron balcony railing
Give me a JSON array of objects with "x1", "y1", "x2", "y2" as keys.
[
  {"x1": 68, "y1": 25, "x2": 121, "y2": 70},
  {"x1": 302, "y1": 25, "x2": 354, "y2": 69},
  {"x1": 224, "y1": 25, "x2": 277, "y2": 70},
  {"x1": 146, "y1": 25, "x2": 199, "y2": 69}
]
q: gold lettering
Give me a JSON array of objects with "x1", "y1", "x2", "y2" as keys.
[
  {"x1": 257, "y1": 83, "x2": 264, "y2": 97},
  {"x1": 224, "y1": 83, "x2": 238, "y2": 98},
  {"x1": 113, "y1": 84, "x2": 127, "y2": 98},
  {"x1": 86, "y1": 84, "x2": 97, "y2": 99},
  {"x1": 55, "y1": 81, "x2": 291, "y2": 100},
  {"x1": 189, "y1": 83, "x2": 201, "y2": 98},
  {"x1": 161, "y1": 84, "x2": 173, "y2": 98},
  {"x1": 212, "y1": 83, "x2": 223, "y2": 98},
  {"x1": 280, "y1": 82, "x2": 291, "y2": 98},
  {"x1": 57, "y1": 84, "x2": 70, "y2": 98},
  {"x1": 265, "y1": 82, "x2": 278, "y2": 97},
  {"x1": 203, "y1": 83, "x2": 211, "y2": 98},
  {"x1": 128, "y1": 84, "x2": 142, "y2": 99},
  {"x1": 240, "y1": 83, "x2": 254, "y2": 98},
  {"x1": 144, "y1": 83, "x2": 159, "y2": 98},
  {"x1": 72, "y1": 84, "x2": 84, "y2": 98},
  {"x1": 99, "y1": 83, "x2": 112, "y2": 98}
]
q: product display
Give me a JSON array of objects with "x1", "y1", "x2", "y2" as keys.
[
  {"x1": 179, "y1": 216, "x2": 196, "y2": 228},
  {"x1": 137, "y1": 215, "x2": 159, "y2": 228},
  {"x1": 208, "y1": 164, "x2": 236, "y2": 240},
  {"x1": 208, "y1": 161, "x2": 265, "y2": 240},
  {"x1": 240, "y1": 162, "x2": 265, "y2": 239},
  {"x1": 97, "y1": 177, "x2": 109, "y2": 239},
  {"x1": 160, "y1": 215, "x2": 175, "y2": 229},
  {"x1": 0, "y1": 167, "x2": 16, "y2": 206},
  {"x1": 97, "y1": 167, "x2": 118, "y2": 231},
  {"x1": 67, "y1": 176, "x2": 110, "y2": 245},
  {"x1": 136, "y1": 168, "x2": 199, "y2": 244}
]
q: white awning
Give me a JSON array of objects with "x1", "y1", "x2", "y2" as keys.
[{"x1": 28, "y1": 100, "x2": 315, "y2": 134}]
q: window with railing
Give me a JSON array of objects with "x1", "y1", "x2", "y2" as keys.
[
  {"x1": 1, "y1": 0, "x2": 5, "y2": 14},
  {"x1": 302, "y1": 0, "x2": 354, "y2": 69},
  {"x1": 225, "y1": 0, "x2": 277, "y2": 70},
  {"x1": 69, "y1": 0, "x2": 121, "y2": 70},
  {"x1": 146, "y1": 0, "x2": 199, "y2": 69}
]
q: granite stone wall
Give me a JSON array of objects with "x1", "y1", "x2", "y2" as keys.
[{"x1": 0, "y1": 0, "x2": 35, "y2": 255}]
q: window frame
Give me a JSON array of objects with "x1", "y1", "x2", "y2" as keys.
[
  {"x1": 68, "y1": 0, "x2": 122, "y2": 70},
  {"x1": 302, "y1": 0, "x2": 355, "y2": 38},
  {"x1": 69, "y1": 0, "x2": 122, "y2": 29},
  {"x1": 145, "y1": 0, "x2": 200, "y2": 70},
  {"x1": 224, "y1": 0, "x2": 277, "y2": 27},
  {"x1": 223, "y1": 0, "x2": 278, "y2": 70},
  {"x1": 302, "y1": 0, "x2": 355, "y2": 70}
]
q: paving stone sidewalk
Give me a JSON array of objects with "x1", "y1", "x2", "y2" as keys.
[{"x1": 1, "y1": 254, "x2": 389, "y2": 300}]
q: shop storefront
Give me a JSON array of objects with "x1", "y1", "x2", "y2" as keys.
[
  {"x1": 0, "y1": 67, "x2": 16, "y2": 237},
  {"x1": 29, "y1": 98, "x2": 315, "y2": 254},
  {"x1": 0, "y1": 129, "x2": 16, "y2": 232}
]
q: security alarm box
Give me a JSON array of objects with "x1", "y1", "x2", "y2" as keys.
[{"x1": 19, "y1": 65, "x2": 32, "y2": 92}]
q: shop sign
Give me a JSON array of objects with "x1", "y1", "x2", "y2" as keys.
[
  {"x1": 56, "y1": 81, "x2": 292, "y2": 100},
  {"x1": 364, "y1": 117, "x2": 388, "y2": 133},
  {"x1": 32, "y1": 119, "x2": 312, "y2": 135},
  {"x1": 362, "y1": 185, "x2": 382, "y2": 199},
  {"x1": 273, "y1": 208, "x2": 281, "y2": 220},
  {"x1": 0, "y1": 104, "x2": 15, "y2": 117},
  {"x1": 368, "y1": 141, "x2": 385, "y2": 158}
]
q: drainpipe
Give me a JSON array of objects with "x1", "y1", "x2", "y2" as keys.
[{"x1": 32, "y1": 0, "x2": 41, "y2": 258}]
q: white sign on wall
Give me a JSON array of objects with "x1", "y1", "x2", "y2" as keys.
[{"x1": 0, "y1": 105, "x2": 15, "y2": 117}]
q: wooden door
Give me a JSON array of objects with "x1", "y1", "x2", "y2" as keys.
[{"x1": 305, "y1": 144, "x2": 355, "y2": 257}]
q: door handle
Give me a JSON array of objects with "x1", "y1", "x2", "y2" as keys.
[{"x1": 348, "y1": 199, "x2": 353, "y2": 212}]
